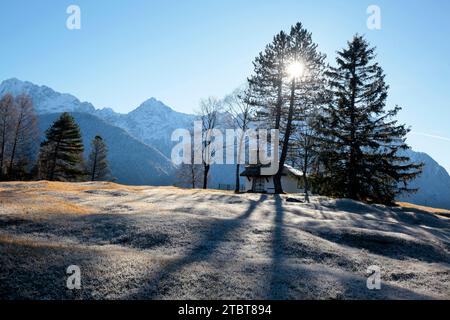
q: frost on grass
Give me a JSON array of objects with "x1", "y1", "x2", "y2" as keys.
[{"x1": 0, "y1": 181, "x2": 449, "y2": 300}]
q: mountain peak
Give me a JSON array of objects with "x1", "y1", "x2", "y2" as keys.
[
  {"x1": 140, "y1": 97, "x2": 170, "y2": 109},
  {"x1": 1, "y1": 77, "x2": 55, "y2": 91},
  {"x1": 131, "y1": 97, "x2": 173, "y2": 115},
  {"x1": 0, "y1": 78, "x2": 182, "y2": 117},
  {"x1": 1, "y1": 77, "x2": 34, "y2": 91},
  {"x1": 1, "y1": 77, "x2": 22, "y2": 85}
]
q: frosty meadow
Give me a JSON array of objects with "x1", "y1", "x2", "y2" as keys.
[{"x1": 0, "y1": 1, "x2": 449, "y2": 309}]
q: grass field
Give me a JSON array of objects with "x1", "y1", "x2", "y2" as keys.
[{"x1": 0, "y1": 181, "x2": 449, "y2": 299}]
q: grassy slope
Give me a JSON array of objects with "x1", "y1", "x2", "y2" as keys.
[{"x1": 0, "y1": 181, "x2": 449, "y2": 300}]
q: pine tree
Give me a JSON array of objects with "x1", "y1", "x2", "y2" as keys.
[
  {"x1": 317, "y1": 35, "x2": 422, "y2": 204},
  {"x1": 87, "y1": 135, "x2": 111, "y2": 181},
  {"x1": 38, "y1": 112, "x2": 85, "y2": 181},
  {"x1": 248, "y1": 33, "x2": 288, "y2": 193},
  {"x1": 276, "y1": 23, "x2": 326, "y2": 194},
  {"x1": 249, "y1": 30, "x2": 289, "y2": 133},
  {"x1": 249, "y1": 22, "x2": 326, "y2": 193}
]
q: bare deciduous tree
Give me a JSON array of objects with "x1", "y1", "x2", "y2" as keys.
[
  {"x1": 0, "y1": 93, "x2": 38, "y2": 180},
  {"x1": 175, "y1": 129, "x2": 204, "y2": 188},
  {"x1": 224, "y1": 86, "x2": 255, "y2": 193},
  {"x1": 289, "y1": 106, "x2": 319, "y2": 202},
  {"x1": 197, "y1": 97, "x2": 222, "y2": 189},
  {"x1": 0, "y1": 93, "x2": 14, "y2": 177},
  {"x1": 8, "y1": 94, "x2": 38, "y2": 178}
]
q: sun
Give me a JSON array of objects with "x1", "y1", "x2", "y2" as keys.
[{"x1": 287, "y1": 61, "x2": 304, "y2": 79}]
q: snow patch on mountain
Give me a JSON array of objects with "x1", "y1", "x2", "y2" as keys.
[
  {"x1": 111, "y1": 98, "x2": 195, "y2": 153},
  {"x1": 0, "y1": 78, "x2": 96, "y2": 114},
  {"x1": 0, "y1": 78, "x2": 195, "y2": 156}
]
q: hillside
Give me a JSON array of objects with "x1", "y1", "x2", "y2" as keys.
[{"x1": 0, "y1": 181, "x2": 448, "y2": 299}]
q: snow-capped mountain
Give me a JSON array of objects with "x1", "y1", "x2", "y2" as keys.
[
  {"x1": 0, "y1": 78, "x2": 195, "y2": 157},
  {"x1": 0, "y1": 78, "x2": 176, "y2": 186},
  {"x1": 96, "y1": 98, "x2": 195, "y2": 156},
  {"x1": 1, "y1": 78, "x2": 450, "y2": 209},
  {"x1": 0, "y1": 78, "x2": 96, "y2": 114}
]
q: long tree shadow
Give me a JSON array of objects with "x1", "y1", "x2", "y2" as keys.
[
  {"x1": 127, "y1": 194, "x2": 268, "y2": 299},
  {"x1": 268, "y1": 194, "x2": 287, "y2": 299},
  {"x1": 264, "y1": 197, "x2": 444, "y2": 299}
]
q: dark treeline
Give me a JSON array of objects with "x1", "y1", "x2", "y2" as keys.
[{"x1": 0, "y1": 97, "x2": 111, "y2": 182}]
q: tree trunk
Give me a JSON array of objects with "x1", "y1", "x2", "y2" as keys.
[
  {"x1": 203, "y1": 163, "x2": 210, "y2": 189},
  {"x1": 234, "y1": 164, "x2": 240, "y2": 193},
  {"x1": 8, "y1": 136, "x2": 19, "y2": 177},
  {"x1": 274, "y1": 78, "x2": 296, "y2": 194},
  {"x1": 191, "y1": 165, "x2": 195, "y2": 189},
  {"x1": 91, "y1": 150, "x2": 98, "y2": 181},
  {"x1": 303, "y1": 147, "x2": 310, "y2": 203},
  {"x1": 9, "y1": 114, "x2": 24, "y2": 177},
  {"x1": 275, "y1": 76, "x2": 283, "y2": 130},
  {"x1": 348, "y1": 58, "x2": 358, "y2": 200},
  {"x1": 271, "y1": 73, "x2": 284, "y2": 193},
  {"x1": 49, "y1": 138, "x2": 62, "y2": 181},
  {"x1": 0, "y1": 120, "x2": 6, "y2": 177}
]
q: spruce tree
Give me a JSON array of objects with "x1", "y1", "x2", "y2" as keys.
[
  {"x1": 38, "y1": 112, "x2": 85, "y2": 181},
  {"x1": 317, "y1": 35, "x2": 422, "y2": 204},
  {"x1": 87, "y1": 135, "x2": 111, "y2": 181},
  {"x1": 248, "y1": 31, "x2": 289, "y2": 193}
]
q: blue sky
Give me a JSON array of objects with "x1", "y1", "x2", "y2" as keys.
[{"x1": 0, "y1": 0, "x2": 449, "y2": 171}]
